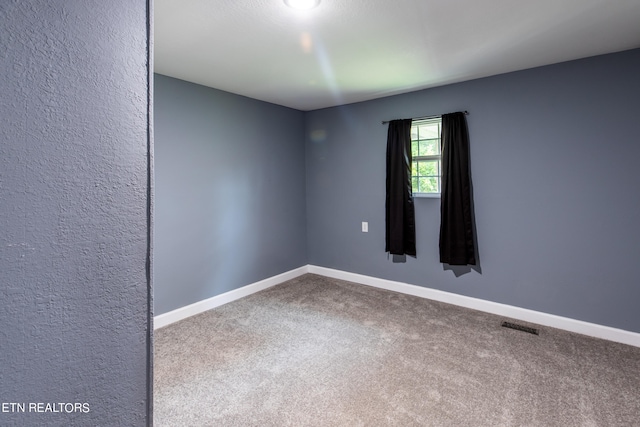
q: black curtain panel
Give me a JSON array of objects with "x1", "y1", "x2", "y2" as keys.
[
  {"x1": 385, "y1": 119, "x2": 416, "y2": 256},
  {"x1": 440, "y1": 112, "x2": 476, "y2": 265}
]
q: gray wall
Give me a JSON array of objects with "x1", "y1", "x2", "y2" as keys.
[
  {"x1": 154, "y1": 75, "x2": 307, "y2": 315},
  {"x1": 0, "y1": 2, "x2": 151, "y2": 426},
  {"x1": 306, "y1": 49, "x2": 640, "y2": 333}
]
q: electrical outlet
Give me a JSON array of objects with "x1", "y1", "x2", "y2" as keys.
[{"x1": 362, "y1": 222, "x2": 368, "y2": 232}]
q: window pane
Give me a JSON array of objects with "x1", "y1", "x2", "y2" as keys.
[
  {"x1": 411, "y1": 127, "x2": 418, "y2": 141},
  {"x1": 417, "y1": 160, "x2": 438, "y2": 176},
  {"x1": 428, "y1": 160, "x2": 439, "y2": 176},
  {"x1": 419, "y1": 123, "x2": 439, "y2": 139},
  {"x1": 433, "y1": 177, "x2": 440, "y2": 193},
  {"x1": 411, "y1": 177, "x2": 418, "y2": 192},
  {"x1": 418, "y1": 177, "x2": 428, "y2": 192},
  {"x1": 411, "y1": 142, "x2": 418, "y2": 158},
  {"x1": 418, "y1": 140, "x2": 439, "y2": 156},
  {"x1": 416, "y1": 161, "x2": 427, "y2": 176},
  {"x1": 419, "y1": 177, "x2": 439, "y2": 193},
  {"x1": 412, "y1": 161, "x2": 417, "y2": 175}
]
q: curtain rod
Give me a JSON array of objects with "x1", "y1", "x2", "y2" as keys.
[{"x1": 381, "y1": 110, "x2": 469, "y2": 125}]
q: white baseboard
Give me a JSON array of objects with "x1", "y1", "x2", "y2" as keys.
[
  {"x1": 154, "y1": 264, "x2": 640, "y2": 347},
  {"x1": 307, "y1": 265, "x2": 640, "y2": 348},
  {"x1": 153, "y1": 266, "x2": 308, "y2": 330}
]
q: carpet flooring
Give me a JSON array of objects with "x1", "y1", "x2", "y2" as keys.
[{"x1": 154, "y1": 274, "x2": 640, "y2": 426}]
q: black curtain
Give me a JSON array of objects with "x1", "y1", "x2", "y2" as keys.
[
  {"x1": 385, "y1": 119, "x2": 416, "y2": 256},
  {"x1": 440, "y1": 112, "x2": 476, "y2": 265}
]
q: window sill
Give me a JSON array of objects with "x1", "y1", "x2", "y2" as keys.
[{"x1": 413, "y1": 192, "x2": 441, "y2": 199}]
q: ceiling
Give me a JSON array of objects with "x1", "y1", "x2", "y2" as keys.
[{"x1": 154, "y1": 0, "x2": 640, "y2": 111}]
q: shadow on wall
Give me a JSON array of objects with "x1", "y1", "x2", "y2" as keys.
[{"x1": 443, "y1": 262, "x2": 482, "y2": 277}]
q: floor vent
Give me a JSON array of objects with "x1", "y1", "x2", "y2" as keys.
[{"x1": 501, "y1": 321, "x2": 539, "y2": 335}]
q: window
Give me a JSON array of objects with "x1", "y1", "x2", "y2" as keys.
[{"x1": 411, "y1": 117, "x2": 442, "y2": 196}]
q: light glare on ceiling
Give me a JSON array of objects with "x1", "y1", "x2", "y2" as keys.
[{"x1": 284, "y1": 0, "x2": 320, "y2": 10}]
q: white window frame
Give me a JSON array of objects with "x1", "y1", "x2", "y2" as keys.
[{"x1": 411, "y1": 117, "x2": 442, "y2": 198}]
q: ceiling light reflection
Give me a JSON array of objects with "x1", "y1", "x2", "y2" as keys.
[{"x1": 284, "y1": 0, "x2": 320, "y2": 10}]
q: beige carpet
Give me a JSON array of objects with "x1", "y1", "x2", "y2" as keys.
[{"x1": 154, "y1": 274, "x2": 640, "y2": 426}]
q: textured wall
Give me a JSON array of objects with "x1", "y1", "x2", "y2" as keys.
[
  {"x1": 0, "y1": 1, "x2": 151, "y2": 426},
  {"x1": 306, "y1": 49, "x2": 640, "y2": 333},
  {"x1": 154, "y1": 75, "x2": 307, "y2": 315}
]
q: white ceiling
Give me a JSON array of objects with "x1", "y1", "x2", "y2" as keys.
[{"x1": 154, "y1": 0, "x2": 640, "y2": 111}]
